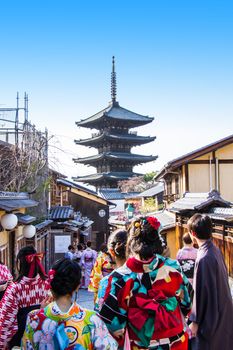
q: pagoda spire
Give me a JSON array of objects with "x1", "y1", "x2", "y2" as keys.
[{"x1": 111, "y1": 56, "x2": 117, "y2": 104}]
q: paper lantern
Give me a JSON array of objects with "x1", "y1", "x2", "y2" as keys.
[
  {"x1": 1, "y1": 213, "x2": 18, "y2": 230},
  {"x1": 23, "y1": 225, "x2": 36, "y2": 238}
]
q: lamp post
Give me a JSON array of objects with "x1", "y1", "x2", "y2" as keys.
[{"x1": 126, "y1": 203, "x2": 134, "y2": 220}]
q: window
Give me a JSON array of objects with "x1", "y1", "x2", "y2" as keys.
[
  {"x1": 166, "y1": 180, "x2": 172, "y2": 195},
  {"x1": 175, "y1": 176, "x2": 179, "y2": 194},
  {"x1": 0, "y1": 245, "x2": 9, "y2": 265}
]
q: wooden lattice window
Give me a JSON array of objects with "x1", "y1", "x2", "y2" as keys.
[
  {"x1": 175, "y1": 176, "x2": 179, "y2": 195},
  {"x1": 0, "y1": 245, "x2": 9, "y2": 266},
  {"x1": 16, "y1": 236, "x2": 26, "y2": 256}
]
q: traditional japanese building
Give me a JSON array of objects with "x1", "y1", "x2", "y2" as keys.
[{"x1": 73, "y1": 57, "x2": 157, "y2": 189}]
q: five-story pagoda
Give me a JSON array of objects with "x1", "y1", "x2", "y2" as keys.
[{"x1": 73, "y1": 57, "x2": 157, "y2": 189}]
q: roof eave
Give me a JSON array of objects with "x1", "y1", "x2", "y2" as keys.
[{"x1": 158, "y1": 134, "x2": 233, "y2": 174}]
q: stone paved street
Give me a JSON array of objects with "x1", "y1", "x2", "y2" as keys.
[{"x1": 77, "y1": 289, "x2": 95, "y2": 310}]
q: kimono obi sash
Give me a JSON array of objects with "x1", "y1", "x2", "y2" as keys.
[{"x1": 8, "y1": 304, "x2": 40, "y2": 348}]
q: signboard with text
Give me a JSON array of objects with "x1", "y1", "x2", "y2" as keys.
[{"x1": 54, "y1": 235, "x2": 71, "y2": 253}]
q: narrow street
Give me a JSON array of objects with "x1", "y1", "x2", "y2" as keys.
[{"x1": 77, "y1": 289, "x2": 94, "y2": 310}]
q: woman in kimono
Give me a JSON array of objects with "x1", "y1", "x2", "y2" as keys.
[
  {"x1": 188, "y1": 214, "x2": 233, "y2": 350},
  {"x1": 99, "y1": 216, "x2": 193, "y2": 350},
  {"x1": 95, "y1": 229, "x2": 127, "y2": 311},
  {"x1": 22, "y1": 258, "x2": 118, "y2": 350},
  {"x1": 88, "y1": 243, "x2": 115, "y2": 302},
  {"x1": 176, "y1": 232, "x2": 198, "y2": 284},
  {"x1": 81, "y1": 241, "x2": 97, "y2": 289},
  {"x1": 0, "y1": 246, "x2": 48, "y2": 349},
  {"x1": 0, "y1": 261, "x2": 13, "y2": 301},
  {"x1": 73, "y1": 243, "x2": 83, "y2": 265}
]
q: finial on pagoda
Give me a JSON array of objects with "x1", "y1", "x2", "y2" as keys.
[{"x1": 111, "y1": 56, "x2": 117, "y2": 104}]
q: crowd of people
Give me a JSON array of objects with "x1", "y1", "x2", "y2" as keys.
[{"x1": 0, "y1": 213, "x2": 232, "y2": 349}]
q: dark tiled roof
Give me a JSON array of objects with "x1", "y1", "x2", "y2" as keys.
[
  {"x1": 99, "y1": 188, "x2": 140, "y2": 200},
  {"x1": 153, "y1": 210, "x2": 175, "y2": 230},
  {"x1": 35, "y1": 220, "x2": 53, "y2": 231},
  {"x1": 57, "y1": 178, "x2": 115, "y2": 206},
  {"x1": 76, "y1": 102, "x2": 153, "y2": 128},
  {"x1": 57, "y1": 178, "x2": 97, "y2": 196},
  {"x1": 136, "y1": 183, "x2": 164, "y2": 198},
  {"x1": 49, "y1": 206, "x2": 74, "y2": 220},
  {"x1": 0, "y1": 192, "x2": 38, "y2": 211},
  {"x1": 15, "y1": 213, "x2": 36, "y2": 225},
  {"x1": 74, "y1": 152, "x2": 158, "y2": 164},
  {"x1": 208, "y1": 207, "x2": 233, "y2": 222},
  {"x1": 75, "y1": 132, "x2": 156, "y2": 147},
  {"x1": 169, "y1": 191, "x2": 231, "y2": 213},
  {"x1": 73, "y1": 172, "x2": 141, "y2": 183}
]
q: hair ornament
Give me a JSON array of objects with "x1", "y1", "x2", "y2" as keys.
[
  {"x1": 147, "y1": 216, "x2": 161, "y2": 231},
  {"x1": 134, "y1": 221, "x2": 141, "y2": 228},
  {"x1": 48, "y1": 269, "x2": 56, "y2": 288},
  {"x1": 25, "y1": 252, "x2": 46, "y2": 278}
]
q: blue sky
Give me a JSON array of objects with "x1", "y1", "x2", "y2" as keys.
[{"x1": 1, "y1": 0, "x2": 233, "y2": 180}]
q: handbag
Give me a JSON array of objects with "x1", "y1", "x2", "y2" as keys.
[{"x1": 123, "y1": 328, "x2": 131, "y2": 350}]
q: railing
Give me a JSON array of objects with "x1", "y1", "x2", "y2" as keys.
[
  {"x1": 91, "y1": 132, "x2": 101, "y2": 138},
  {"x1": 163, "y1": 193, "x2": 180, "y2": 204},
  {"x1": 212, "y1": 224, "x2": 233, "y2": 278}
]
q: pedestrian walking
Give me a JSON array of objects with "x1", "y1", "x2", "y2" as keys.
[
  {"x1": 188, "y1": 213, "x2": 233, "y2": 350},
  {"x1": 0, "y1": 261, "x2": 13, "y2": 301},
  {"x1": 81, "y1": 241, "x2": 97, "y2": 289},
  {"x1": 64, "y1": 245, "x2": 75, "y2": 260},
  {"x1": 22, "y1": 258, "x2": 118, "y2": 349},
  {"x1": 176, "y1": 232, "x2": 198, "y2": 284},
  {"x1": 95, "y1": 229, "x2": 127, "y2": 312},
  {"x1": 73, "y1": 243, "x2": 83, "y2": 265},
  {"x1": 99, "y1": 216, "x2": 193, "y2": 350},
  {"x1": 0, "y1": 246, "x2": 48, "y2": 349},
  {"x1": 88, "y1": 243, "x2": 115, "y2": 302}
]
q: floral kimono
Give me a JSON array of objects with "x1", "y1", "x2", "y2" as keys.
[
  {"x1": 99, "y1": 255, "x2": 193, "y2": 350},
  {"x1": 176, "y1": 246, "x2": 198, "y2": 284},
  {"x1": 22, "y1": 301, "x2": 118, "y2": 350},
  {"x1": 81, "y1": 248, "x2": 97, "y2": 289},
  {"x1": 88, "y1": 252, "x2": 114, "y2": 302},
  {"x1": 0, "y1": 275, "x2": 48, "y2": 349}
]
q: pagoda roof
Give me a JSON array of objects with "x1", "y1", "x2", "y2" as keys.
[
  {"x1": 73, "y1": 171, "x2": 141, "y2": 184},
  {"x1": 73, "y1": 152, "x2": 158, "y2": 165},
  {"x1": 75, "y1": 131, "x2": 156, "y2": 147},
  {"x1": 76, "y1": 101, "x2": 154, "y2": 129}
]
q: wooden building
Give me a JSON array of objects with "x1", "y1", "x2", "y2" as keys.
[
  {"x1": 49, "y1": 178, "x2": 114, "y2": 250},
  {"x1": 73, "y1": 57, "x2": 157, "y2": 189},
  {"x1": 0, "y1": 192, "x2": 37, "y2": 272},
  {"x1": 170, "y1": 191, "x2": 233, "y2": 278},
  {"x1": 155, "y1": 134, "x2": 233, "y2": 204}
]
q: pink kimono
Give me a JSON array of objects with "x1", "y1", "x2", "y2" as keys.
[
  {"x1": 81, "y1": 248, "x2": 97, "y2": 288},
  {"x1": 176, "y1": 246, "x2": 197, "y2": 283}
]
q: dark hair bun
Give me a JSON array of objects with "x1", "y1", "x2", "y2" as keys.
[
  {"x1": 128, "y1": 216, "x2": 166, "y2": 259},
  {"x1": 51, "y1": 259, "x2": 81, "y2": 296},
  {"x1": 108, "y1": 229, "x2": 127, "y2": 259}
]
